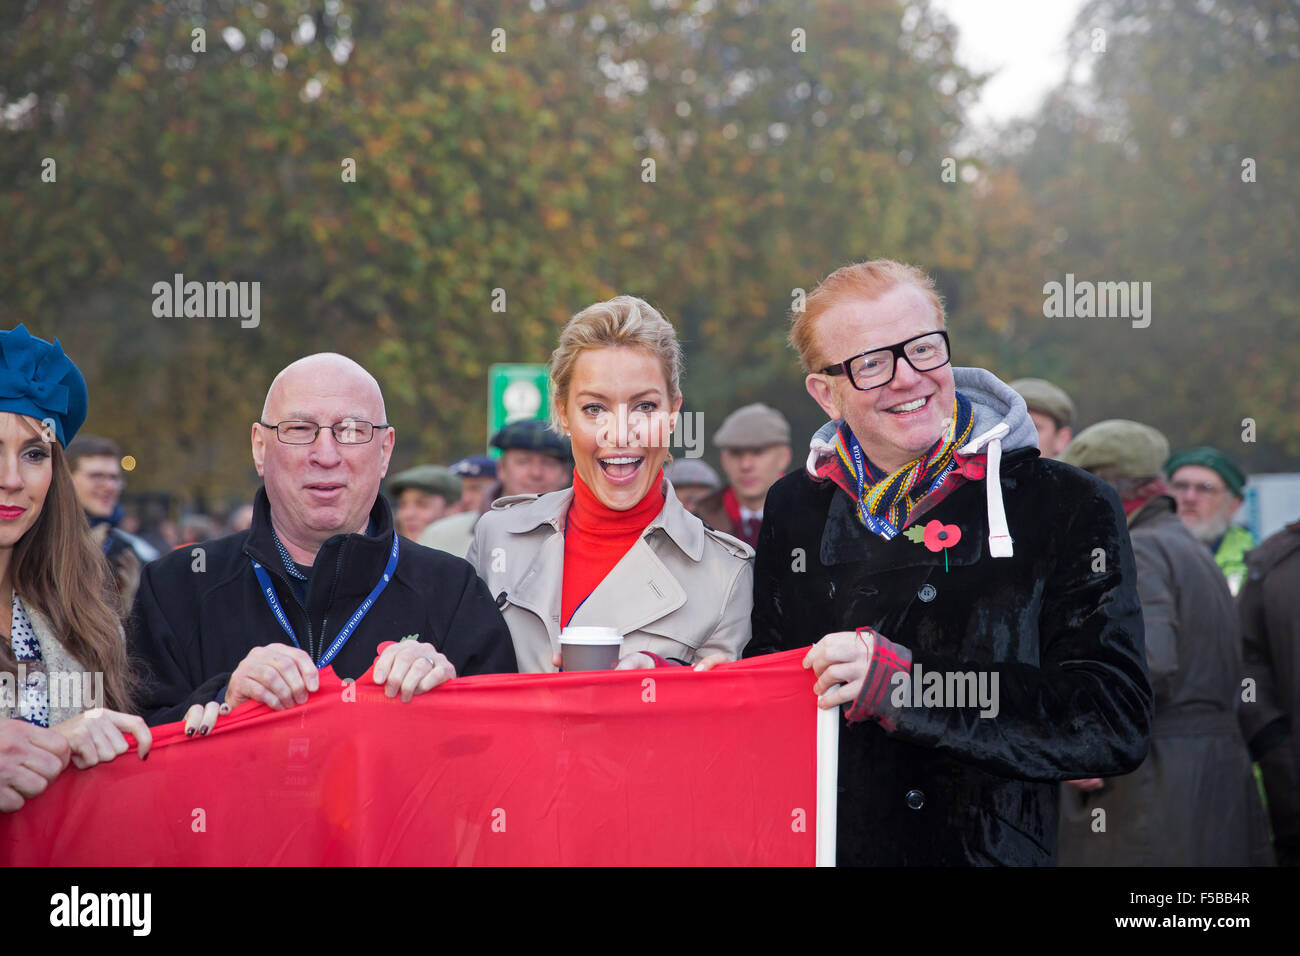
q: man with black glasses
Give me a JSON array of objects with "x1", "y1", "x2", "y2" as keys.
[
  {"x1": 129, "y1": 353, "x2": 516, "y2": 729},
  {"x1": 745, "y1": 259, "x2": 1153, "y2": 866}
]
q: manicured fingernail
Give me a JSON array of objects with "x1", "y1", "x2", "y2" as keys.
[
  {"x1": 199, "y1": 726, "x2": 209, "y2": 735},
  {"x1": 219, "y1": 704, "x2": 230, "y2": 715},
  {"x1": 186, "y1": 727, "x2": 194, "y2": 737}
]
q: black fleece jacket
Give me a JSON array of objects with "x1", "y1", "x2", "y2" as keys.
[{"x1": 128, "y1": 487, "x2": 516, "y2": 725}]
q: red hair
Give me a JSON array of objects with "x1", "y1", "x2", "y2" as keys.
[{"x1": 789, "y1": 260, "x2": 946, "y2": 372}]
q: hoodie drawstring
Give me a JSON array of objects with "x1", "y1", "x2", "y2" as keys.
[
  {"x1": 810, "y1": 418, "x2": 1018, "y2": 559},
  {"x1": 959, "y1": 423, "x2": 1014, "y2": 558}
]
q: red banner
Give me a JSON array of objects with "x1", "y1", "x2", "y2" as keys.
[{"x1": 1, "y1": 649, "x2": 821, "y2": 866}]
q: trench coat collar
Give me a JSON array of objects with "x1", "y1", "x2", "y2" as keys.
[
  {"x1": 496, "y1": 477, "x2": 707, "y2": 562},
  {"x1": 494, "y1": 478, "x2": 705, "y2": 640}
]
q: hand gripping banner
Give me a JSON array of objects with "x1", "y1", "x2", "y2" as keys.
[{"x1": 1, "y1": 648, "x2": 838, "y2": 866}]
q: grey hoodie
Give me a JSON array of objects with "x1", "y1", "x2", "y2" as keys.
[{"x1": 804, "y1": 366, "x2": 1039, "y2": 557}]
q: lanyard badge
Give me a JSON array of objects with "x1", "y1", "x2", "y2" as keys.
[{"x1": 251, "y1": 530, "x2": 400, "y2": 668}]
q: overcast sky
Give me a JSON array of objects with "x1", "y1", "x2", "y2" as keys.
[{"x1": 930, "y1": 0, "x2": 1089, "y2": 126}]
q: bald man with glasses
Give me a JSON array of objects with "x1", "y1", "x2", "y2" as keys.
[{"x1": 129, "y1": 353, "x2": 516, "y2": 730}]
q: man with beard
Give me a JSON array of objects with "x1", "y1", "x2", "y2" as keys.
[
  {"x1": 1057, "y1": 421, "x2": 1272, "y2": 865},
  {"x1": 1166, "y1": 446, "x2": 1254, "y2": 595}
]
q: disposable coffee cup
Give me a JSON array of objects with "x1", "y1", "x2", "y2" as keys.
[{"x1": 559, "y1": 626, "x2": 623, "y2": 671}]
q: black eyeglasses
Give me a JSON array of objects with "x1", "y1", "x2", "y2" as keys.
[
  {"x1": 821, "y1": 330, "x2": 951, "y2": 391},
  {"x1": 258, "y1": 420, "x2": 390, "y2": 445}
]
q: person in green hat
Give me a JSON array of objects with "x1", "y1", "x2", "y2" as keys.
[
  {"x1": 1166, "y1": 446, "x2": 1255, "y2": 594},
  {"x1": 1058, "y1": 421, "x2": 1272, "y2": 865},
  {"x1": 386, "y1": 465, "x2": 462, "y2": 541}
]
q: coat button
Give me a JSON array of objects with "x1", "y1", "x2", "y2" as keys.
[
  {"x1": 918, "y1": 584, "x2": 937, "y2": 603},
  {"x1": 495, "y1": 591, "x2": 508, "y2": 609},
  {"x1": 906, "y1": 789, "x2": 925, "y2": 810}
]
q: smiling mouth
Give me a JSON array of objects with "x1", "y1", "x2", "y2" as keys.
[
  {"x1": 885, "y1": 396, "x2": 930, "y2": 415},
  {"x1": 598, "y1": 456, "x2": 645, "y2": 480}
]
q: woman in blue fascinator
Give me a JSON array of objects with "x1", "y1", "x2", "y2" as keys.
[{"x1": 0, "y1": 325, "x2": 151, "y2": 813}]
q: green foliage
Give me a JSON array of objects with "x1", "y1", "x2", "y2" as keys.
[
  {"x1": 995, "y1": 0, "x2": 1300, "y2": 467},
  {"x1": 1, "y1": 0, "x2": 1293, "y2": 512}
]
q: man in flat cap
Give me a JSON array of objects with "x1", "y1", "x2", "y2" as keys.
[
  {"x1": 448, "y1": 454, "x2": 497, "y2": 514},
  {"x1": 1057, "y1": 420, "x2": 1271, "y2": 865},
  {"x1": 696, "y1": 403, "x2": 792, "y2": 548},
  {"x1": 1010, "y1": 378, "x2": 1075, "y2": 459},
  {"x1": 1166, "y1": 446, "x2": 1255, "y2": 594},
  {"x1": 419, "y1": 420, "x2": 572, "y2": 559},
  {"x1": 387, "y1": 465, "x2": 461, "y2": 541},
  {"x1": 489, "y1": 419, "x2": 572, "y2": 500},
  {"x1": 665, "y1": 459, "x2": 722, "y2": 514}
]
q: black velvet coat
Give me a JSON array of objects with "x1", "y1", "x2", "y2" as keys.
[{"x1": 746, "y1": 447, "x2": 1154, "y2": 866}]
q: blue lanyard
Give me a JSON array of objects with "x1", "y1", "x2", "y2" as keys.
[
  {"x1": 250, "y1": 530, "x2": 399, "y2": 668},
  {"x1": 850, "y1": 431, "x2": 899, "y2": 539},
  {"x1": 849, "y1": 431, "x2": 867, "y2": 508},
  {"x1": 847, "y1": 434, "x2": 868, "y2": 522}
]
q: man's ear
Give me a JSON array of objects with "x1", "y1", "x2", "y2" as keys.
[
  {"x1": 251, "y1": 422, "x2": 266, "y2": 477},
  {"x1": 777, "y1": 444, "x2": 793, "y2": 471},
  {"x1": 378, "y1": 425, "x2": 396, "y2": 478},
  {"x1": 805, "y1": 373, "x2": 843, "y2": 422}
]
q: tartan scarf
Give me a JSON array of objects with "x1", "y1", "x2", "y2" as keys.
[{"x1": 822, "y1": 392, "x2": 974, "y2": 539}]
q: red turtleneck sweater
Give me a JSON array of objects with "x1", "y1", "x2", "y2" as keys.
[{"x1": 561, "y1": 469, "x2": 666, "y2": 627}]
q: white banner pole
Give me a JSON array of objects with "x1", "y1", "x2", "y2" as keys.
[{"x1": 815, "y1": 702, "x2": 839, "y2": 867}]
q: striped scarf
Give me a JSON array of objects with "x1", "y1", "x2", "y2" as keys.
[{"x1": 824, "y1": 392, "x2": 974, "y2": 539}]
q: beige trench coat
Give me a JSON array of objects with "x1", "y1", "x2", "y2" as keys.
[{"x1": 467, "y1": 481, "x2": 754, "y2": 673}]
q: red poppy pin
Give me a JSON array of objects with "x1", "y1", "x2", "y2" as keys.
[
  {"x1": 906, "y1": 519, "x2": 960, "y2": 571},
  {"x1": 923, "y1": 520, "x2": 961, "y2": 552}
]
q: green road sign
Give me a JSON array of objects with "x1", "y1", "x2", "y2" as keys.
[{"x1": 487, "y1": 363, "x2": 551, "y2": 454}]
